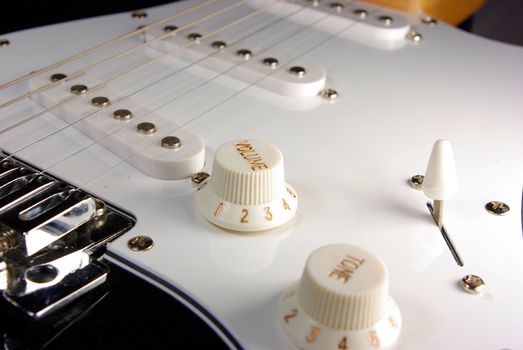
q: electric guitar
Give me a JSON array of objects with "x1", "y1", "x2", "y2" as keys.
[{"x1": 0, "y1": 1, "x2": 522, "y2": 349}]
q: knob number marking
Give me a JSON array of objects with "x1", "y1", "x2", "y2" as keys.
[
  {"x1": 214, "y1": 202, "x2": 223, "y2": 216},
  {"x1": 389, "y1": 316, "x2": 398, "y2": 329},
  {"x1": 283, "y1": 308, "x2": 298, "y2": 324},
  {"x1": 328, "y1": 255, "x2": 366, "y2": 284},
  {"x1": 241, "y1": 209, "x2": 249, "y2": 223},
  {"x1": 306, "y1": 326, "x2": 320, "y2": 344},
  {"x1": 368, "y1": 330, "x2": 380, "y2": 348},
  {"x1": 264, "y1": 207, "x2": 273, "y2": 221},
  {"x1": 338, "y1": 336, "x2": 348, "y2": 349},
  {"x1": 282, "y1": 198, "x2": 291, "y2": 210}
]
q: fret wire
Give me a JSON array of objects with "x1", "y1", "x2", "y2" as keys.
[
  {"x1": 55, "y1": 2, "x2": 370, "y2": 188},
  {"x1": 0, "y1": 0, "x2": 215, "y2": 92},
  {"x1": 0, "y1": 0, "x2": 246, "y2": 112},
  {"x1": 0, "y1": 0, "x2": 282, "y2": 165}
]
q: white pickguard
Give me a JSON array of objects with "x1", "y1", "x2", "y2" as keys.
[{"x1": 1, "y1": 1, "x2": 522, "y2": 349}]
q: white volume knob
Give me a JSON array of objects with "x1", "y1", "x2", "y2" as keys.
[
  {"x1": 278, "y1": 244, "x2": 401, "y2": 350},
  {"x1": 196, "y1": 139, "x2": 297, "y2": 232}
]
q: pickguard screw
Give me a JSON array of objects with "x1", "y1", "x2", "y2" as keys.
[
  {"x1": 406, "y1": 30, "x2": 423, "y2": 43},
  {"x1": 353, "y1": 9, "x2": 368, "y2": 19},
  {"x1": 113, "y1": 109, "x2": 133, "y2": 121},
  {"x1": 237, "y1": 49, "x2": 252, "y2": 60},
  {"x1": 421, "y1": 16, "x2": 438, "y2": 26},
  {"x1": 50, "y1": 73, "x2": 67, "y2": 82},
  {"x1": 161, "y1": 136, "x2": 182, "y2": 149},
  {"x1": 192, "y1": 172, "x2": 210, "y2": 185},
  {"x1": 378, "y1": 15, "x2": 393, "y2": 26},
  {"x1": 263, "y1": 57, "x2": 279, "y2": 69},
  {"x1": 461, "y1": 275, "x2": 485, "y2": 295},
  {"x1": 70, "y1": 84, "x2": 88, "y2": 95},
  {"x1": 409, "y1": 174, "x2": 424, "y2": 189},
  {"x1": 289, "y1": 66, "x2": 306, "y2": 77},
  {"x1": 128, "y1": 236, "x2": 154, "y2": 252},
  {"x1": 137, "y1": 122, "x2": 156, "y2": 135},
  {"x1": 0, "y1": 39, "x2": 9, "y2": 47},
  {"x1": 91, "y1": 96, "x2": 110, "y2": 108},
  {"x1": 164, "y1": 25, "x2": 178, "y2": 33},
  {"x1": 485, "y1": 201, "x2": 510, "y2": 216},
  {"x1": 132, "y1": 10, "x2": 148, "y2": 19},
  {"x1": 320, "y1": 88, "x2": 339, "y2": 101}
]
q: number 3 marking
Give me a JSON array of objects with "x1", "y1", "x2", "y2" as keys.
[{"x1": 264, "y1": 207, "x2": 273, "y2": 221}]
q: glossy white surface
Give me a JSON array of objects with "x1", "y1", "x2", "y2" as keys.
[{"x1": 1, "y1": 1, "x2": 523, "y2": 349}]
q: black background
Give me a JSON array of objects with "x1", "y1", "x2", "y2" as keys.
[{"x1": 0, "y1": 1, "x2": 175, "y2": 34}]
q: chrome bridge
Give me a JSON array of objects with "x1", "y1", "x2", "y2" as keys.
[{"x1": 0, "y1": 152, "x2": 135, "y2": 319}]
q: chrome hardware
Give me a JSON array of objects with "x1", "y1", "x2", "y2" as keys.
[
  {"x1": 131, "y1": 10, "x2": 148, "y2": 19},
  {"x1": 164, "y1": 25, "x2": 178, "y2": 33},
  {"x1": 136, "y1": 122, "x2": 156, "y2": 135},
  {"x1": 320, "y1": 88, "x2": 339, "y2": 100},
  {"x1": 353, "y1": 9, "x2": 368, "y2": 19},
  {"x1": 127, "y1": 236, "x2": 154, "y2": 252},
  {"x1": 289, "y1": 66, "x2": 306, "y2": 77},
  {"x1": 161, "y1": 136, "x2": 182, "y2": 149},
  {"x1": 50, "y1": 73, "x2": 67, "y2": 82},
  {"x1": 191, "y1": 172, "x2": 210, "y2": 185},
  {"x1": 0, "y1": 152, "x2": 135, "y2": 319},
  {"x1": 91, "y1": 96, "x2": 110, "y2": 107},
  {"x1": 263, "y1": 57, "x2": 279, "y2": 69},
  {"x1": 406, "y1": 30, "x2": 423, "y2": 43},
  {"x1": 187, "y1": 33, "x2": 202, "y2": 43},
  {"x1": 378, "y1": 15, "x2": 393, "y2": 26},
  {"x1": 461, "y1": 275, "x2": 485, "y2": 294},
  {"x1": 70, "y1": 84, "x2": 88, "y2": 95},
  {"x1": 236, "y1": 49, "x2": 252, "y2": 60},
  {"x1": 0, "y1": 39, "x2": 9, "y2": 47},
  {"x1": 113, "y1": 109, "x2": 133, "y2": 121},
  {"x1": 211, "y1": 41, "x2": 227, "y2": 50},
  {"x1": 409, "y1": 174, "x2": 424, "y2": 189},
  {"x1": 485, "y1": 201, "x2": 510, "y2": 215},
  {"x1": 421, "y1": 16, "x2": 438, "y2": 26}
]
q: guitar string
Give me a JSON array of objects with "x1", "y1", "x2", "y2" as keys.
[
  {"x1": 0, "y1": 0, "x2": 264, "y2": 138},
  {"x1": 0, "y1": 1, "x2": 291, "y2": 164},
  {"x1": 0, "y1": 0, "x2": 246, "y2": 112},
  {"x1": 77, "y1": 1, "x2": 386, "y2": 188},
  {"x1": 0, "y1": 0, "x2": 216, "y2": 92}
]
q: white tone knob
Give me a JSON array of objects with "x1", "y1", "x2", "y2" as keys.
[
  {"x1": 278, "y1": 244, "x2": 401, "y2": 350},
  {"x1": 423, "y1": 139, "x2": 458, "y2": 200},
  {"x1": 196, "y1": 139, "x2": 297, "y2": 232}
]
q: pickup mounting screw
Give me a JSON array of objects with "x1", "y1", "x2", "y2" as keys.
[
  {"x1": 192, "y1": 172, "x2": 210, "y2": 185},
  {"x1": 421, "y1": 16, "x2": 438, "y2": 26},
  {"x1": 461, "y1": 275, "x2": 485, "y2": 295},
  {"x1": 132, "y1": 10, "x2": 148, "y2": 19},
  {"x1": 406, "y1": 30, "x2": 423, "y2": 43},
  {"x1": 320, "y1": 88, "x2": 339, "y2": 101},
  {"x1": 409, "y1": 174, "x2": 424, "y2": 189},
  {"x1": 0, "y1": 39, "x2": 9, "y2": 47},
  {"x1": 128, "y1": 236, "x2": 154, "y2": 252},
  {"x1": 485, "y1": 201, "x2": 510, "y2": 216}
]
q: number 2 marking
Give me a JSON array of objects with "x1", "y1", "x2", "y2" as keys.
[
  {"x1": 283, "y1": 308, "x2": 298, "y2": 324},
  {"x1": 264, "y1": 207, "x2": 273, "y2": 221},
  {"x1": 338, "y1": 336, "x2": 348, "y2": 349},
  {"x1": 241, "y1": 209, "x2": 248, "y2": 223}
]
